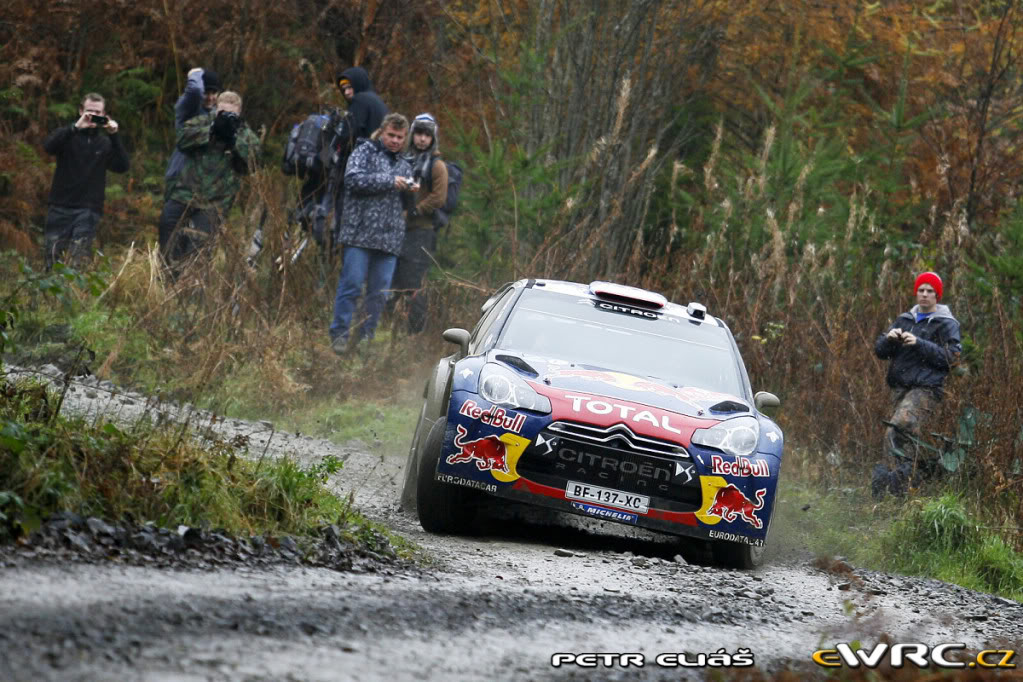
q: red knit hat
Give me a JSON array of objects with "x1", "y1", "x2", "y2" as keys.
[{"x1": 914, "y1": 271, "x2": 942, "y2": 300}]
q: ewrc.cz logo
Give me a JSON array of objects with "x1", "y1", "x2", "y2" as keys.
[{"x1": 812, "y1": 643, "x2": 1017, "y2": 669}]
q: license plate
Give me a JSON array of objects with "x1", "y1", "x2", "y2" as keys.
[{"x1": 565, "y1": 481, "x2": 649, "y2": 513}]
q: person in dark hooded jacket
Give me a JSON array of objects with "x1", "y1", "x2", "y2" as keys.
[
  {"x1": 336, "y1": 67, "x2": 388, "y2": 144},
  {"x1": 871, "y1": 271, "x2": 962, "y2": 498},
  {"x1": 330, "y1": 67, "x2": 389, "y2": 247}
]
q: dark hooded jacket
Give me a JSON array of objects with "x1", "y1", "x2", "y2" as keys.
[
  {"x1": 340, "y1": 67, "x2": 388, "y2": 141},
  {"x1": 874, "y1": 303, "x2": 962, "y2": 394}
]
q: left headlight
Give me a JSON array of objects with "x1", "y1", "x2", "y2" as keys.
[
  {"x1": 478, "y1": 363, "x2": 552, "y2": 413},
  {"x1": 691, "y1": 416, "x2": 760, "y2": 457}
]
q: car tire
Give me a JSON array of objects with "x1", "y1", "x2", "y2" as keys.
[
  {"x1": 415, "y1": 417, "x2": 477, "y2": 534},
  {"x1": 399, "y1": 403, "x2": 430, "y2": 512},
  {"x1": 712, "y1": 539, "x2": 765, "y2": 570}
]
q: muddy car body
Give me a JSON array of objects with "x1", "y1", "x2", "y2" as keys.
[{"x1": 400, "y1": 279, "x2": 783, "y2": 568}]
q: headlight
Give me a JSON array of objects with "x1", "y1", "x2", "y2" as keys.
[
  {"x1": 478, "y1": 363, "x2": 552, "y2": 413},
  {"x1": 691, "y1": 416, "x2": 760, "y2": 457}
]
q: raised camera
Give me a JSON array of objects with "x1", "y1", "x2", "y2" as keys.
[{"x1": 90, "y1": 114, "x2": 108, "y2": 126}]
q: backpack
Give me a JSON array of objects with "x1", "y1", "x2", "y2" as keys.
[
  {"x1": 426, "y1": 156, "x2": 463, "y2": 229},
  {"x1": 282, "y1": 113, "x2": 333, "y2": 178}
]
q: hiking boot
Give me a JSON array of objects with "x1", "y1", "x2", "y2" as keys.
[
  {"x1": 870, "y1": 463, "x2": 889, "y2": 500},
  {"x1": 330, "y1": 336, "x2": 347, "y2": 357}
]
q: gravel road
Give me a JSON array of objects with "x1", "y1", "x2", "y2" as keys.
[{"x1": 1, "y1": 365, "x2": 1021, "y2": 681}]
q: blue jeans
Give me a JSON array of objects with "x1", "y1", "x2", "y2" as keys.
[{"x1": 329, "y1": 246, "x2": 397, "y2": 344}]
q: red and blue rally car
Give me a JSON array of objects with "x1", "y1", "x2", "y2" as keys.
[{"x1": 399, "y1": 279, "x2": 783, "y2": 568}]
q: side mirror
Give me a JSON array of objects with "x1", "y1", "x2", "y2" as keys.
[
  {"x1": 754, "y1": 391, "x2": 780, "y2": 411},
  {"x1": 443, "y1": 328, "x2": 470, "y2": 356}
]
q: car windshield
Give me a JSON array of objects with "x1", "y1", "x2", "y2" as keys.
[{"x1": 497, "y1": 288, "x2": 746, "y2": 397}]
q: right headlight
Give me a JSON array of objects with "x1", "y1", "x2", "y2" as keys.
[
  {"x1": 478, "y1": 363, "x2": 552, "y2": 413},
  {"x1": 690, "y1": 416, "x2": 760, "y2": 457}
]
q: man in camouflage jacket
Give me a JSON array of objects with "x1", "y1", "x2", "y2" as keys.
[
  {"x1": 329, "y1": 113, "x2": 413, "y2": 353},
  {"x1": 162, "y1": 90, "x2": 260, "y2": 275}
]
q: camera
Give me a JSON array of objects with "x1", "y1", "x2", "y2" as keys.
[
  {"x1": 90, "y1": 114, "x2": 108, "y2": 126},
  {"x1": 217, "y1": 110, "x2": 241, "y2": 129},
  {"x1": 213, "y1": 110, "x2": 242, "y2": 141}
]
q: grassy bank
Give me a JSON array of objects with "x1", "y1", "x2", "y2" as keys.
[
  {"x1": 772, "y1": 476, "x2": 1023, "y2": 601},
  {"x1": 0, "y1": 372, "x2": 413, "y2": 558}
]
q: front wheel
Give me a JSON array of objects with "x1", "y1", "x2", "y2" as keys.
[
  {"x1": 416, "y1": 418, "x2": 478, "y2": 534},
  {"x1": 712, "y1": 539, "x2": 766, "y2": 570},
  {"x1": 399, "y1": 402, "x2": 430, "y2": 512}
]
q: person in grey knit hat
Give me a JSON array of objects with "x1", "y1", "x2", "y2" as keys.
[{"x1": 390, "y1": 113, "x2": 448, "y2": 334}]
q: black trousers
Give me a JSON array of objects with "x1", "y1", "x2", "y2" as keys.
[
  {"x1": 44, "y1": 205, "x2": 100, "y2": 270},
  {"x1": 390, "y1": 228, "x2": 437, "y2": 334}
]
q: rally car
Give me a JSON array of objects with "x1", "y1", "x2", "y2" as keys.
[{"x1": 399, "y1": 279, "x2": 783, "y2": 568}]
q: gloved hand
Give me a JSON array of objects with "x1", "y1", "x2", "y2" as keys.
[{"x1": 212, "y1": 111, "x2": 241, "y2": 146}]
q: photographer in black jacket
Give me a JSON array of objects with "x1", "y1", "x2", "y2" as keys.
[
  {"x1": 42, "y1": 93, "x2": 130, "y2": 269},
  {"x1": 872, "y1": 271, "x2": 962, "y2": 498}
]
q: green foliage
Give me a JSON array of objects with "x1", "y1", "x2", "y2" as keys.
[
  {"x1": 879, "y1": 494, "x2": 1023, "y2": 598},
  {"x1": 0, "y1": 86, "x2": 26, "y2": 119},
  {"x1": 0, "y1": 376, "x2": 395, "y2": 547},
  {"x1": 289, "y1": 399, "x2": 419, "y2": 459},
  {"x1": 47, "y1": 101, "x2": 78, "y2": 121},
  {"x1": 775, "y1": 482, "x2": 1023, "y2": 600},
  {"x1": 441, "y1": 122, "x2": 571, "y2": 280},
  {"x1": 1, "y1": 256, "x2": 108, "y2": 356},
  {"x1": 14, "y1": 141, "x2": 41, "y2": 164},
  {"x1": 973, "y1": 198, "x2": 1023, "y2": 305}
]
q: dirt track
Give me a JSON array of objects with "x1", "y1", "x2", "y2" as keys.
[{"x1": 1, "y1": 366, "x2": 1021, "y2": 681}]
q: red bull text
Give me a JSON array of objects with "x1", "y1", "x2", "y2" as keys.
[
  {"x1": 710, "y1": 455, "x2": 769, "y2": 477},
  {"x1": 458, "y1": 399, "x2": 527, "y2": 433}
]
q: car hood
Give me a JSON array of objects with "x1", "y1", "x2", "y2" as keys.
[{"x1": 489, "y1": 352, "x2": 751, "y2": 421}]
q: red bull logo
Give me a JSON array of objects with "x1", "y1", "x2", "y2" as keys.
[
  {"x1": 446, "y1": 424, "x2": 510, "y2": 473},
  {"x1": 706, "y1": 485, "x2": 766, "y2": 529}
]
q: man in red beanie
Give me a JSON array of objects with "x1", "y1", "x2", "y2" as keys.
[{"x1": 872, "y1": 271, "x2": 961, "y2": 498}]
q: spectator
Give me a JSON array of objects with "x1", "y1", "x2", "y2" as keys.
[
  {"x1": 42, "y1": 92, "x2": 130, "y2": 270},
  {"x1": 159, "y1": 67, "x2": 221, "y2": 258},
  {"x1": 331, "y1": 67, "x2": 388, "y2": 249},
  {"x1": 872, "y1": 271, "x2": 962, "y2": 498},
  {"x1": 391, "y1": 113, "x2": 447, "y2": 334},
  {"x1": 162, "y1": 91, "x2": 260, "y2": 276},
  {"x1": 329, "y1": 113, "x2": 413, "y2": 354},
  {"x1": 335, "y1": 67, "x2": 388, "y2": 143}
]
